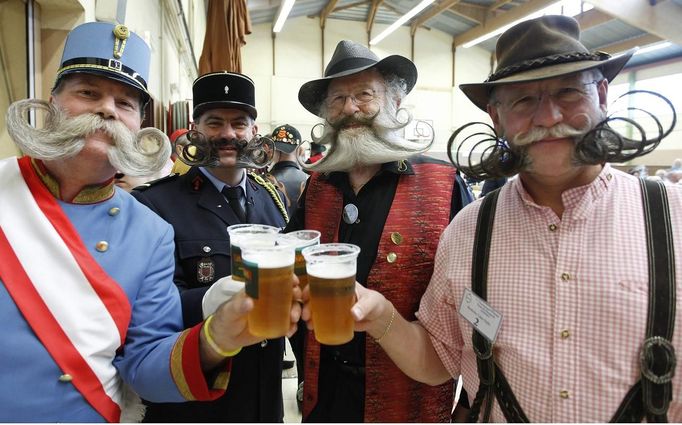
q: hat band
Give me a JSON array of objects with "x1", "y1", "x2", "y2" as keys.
[
  {"x1": 486, "y1": 51, "x2": 611, "y2": 82},
  {"x1": 326, "y1": 57, "x2": 378, "y2": 78},
  {"x1": 58, "y1": 57, "x2": 148, "y2": 91}
]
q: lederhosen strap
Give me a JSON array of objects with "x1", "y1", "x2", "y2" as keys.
[
  {"x1": 468, "y1": 180, "x2": 676, "y2": 423},
  {"x1": 611, "y1": 179, "x2": 676, "y2": 423},
  {"x1": 468, "y1": 189, "x2": 529, "y2": 423}
]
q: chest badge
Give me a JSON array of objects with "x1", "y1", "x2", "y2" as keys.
[
  {"x1": 343, "y1": 203, "x2": 359, "y2": 224},
  {"x1": 197, "y1": 257, "x2": 216, "y2": 283}
]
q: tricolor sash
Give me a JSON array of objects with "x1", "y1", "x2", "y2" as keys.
[{"x1": 0, "y1": 156, "x2": 132, "y2": 422}]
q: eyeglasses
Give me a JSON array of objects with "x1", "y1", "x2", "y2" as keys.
[
  {"x1": 495, "y1": 80, "x2": 602, "y2": 115},
  {"x1": 324, "y1": 88, "x2": 380, "y2": 112}
]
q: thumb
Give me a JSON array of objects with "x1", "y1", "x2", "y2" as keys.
[
  {"x1": 351, "y1": 283, "x2": 380, "y2": 321},
  {"x1": 229, "y1": 291, "x2": 254, "y2": 316}
]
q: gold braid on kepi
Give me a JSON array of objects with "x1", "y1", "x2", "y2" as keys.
[{"x1": 250, "y1": 173, "x2": 289, "y2": 223}]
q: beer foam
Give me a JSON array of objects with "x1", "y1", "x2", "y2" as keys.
[
  {"x1": 307, "y1": 262, "x2": 355, "y2": 279},
  {"x1": 242, "y1": 251, "x2": 294, "y2": 268}
]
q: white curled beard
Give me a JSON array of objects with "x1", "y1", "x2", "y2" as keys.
[{"x1": 302, "y1": 103, "x2": 432, "y2": 174}]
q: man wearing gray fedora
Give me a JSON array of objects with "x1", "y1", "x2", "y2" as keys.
[
  {"x1": 343, "y1": 15, "x2": 682, "y2": 422},
  {"x1": 289, "y1": 40, "x2": 473, "y2": 422}
]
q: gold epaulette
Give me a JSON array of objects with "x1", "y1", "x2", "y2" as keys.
[{"x1": 249, "y1": 173, "x2": 289, "y2": 223}]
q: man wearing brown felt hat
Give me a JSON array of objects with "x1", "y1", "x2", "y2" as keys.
[{"x1": 338, "y1": 15, "x2": 682, "y2": 422}]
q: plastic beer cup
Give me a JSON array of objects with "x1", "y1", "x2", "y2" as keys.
[
  {"x1": 227, "y1": 224, "x2": 280, "y2": 282},
  {"x1": 280, "y1": 230, "x2": 321, "y2": 289},
  {"x1": 302, "y1": 243, "x2": 360, "y2": 345},
  {"x1": 241, "y1": 236, "x2": 295, "y2": 338}
]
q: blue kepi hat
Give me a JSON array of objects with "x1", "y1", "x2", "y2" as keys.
[{"x1": 55, "y1": 22, "x2": 151, "y2": 104}]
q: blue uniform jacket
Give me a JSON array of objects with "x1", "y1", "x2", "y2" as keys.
[{"x1": 0, "y1": 186, "x2": 197, "y2": 422}]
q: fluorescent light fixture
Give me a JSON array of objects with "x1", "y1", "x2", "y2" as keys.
[
  {"x1": 463, "y1": 0, "x2": 593, "y2": 48},
  {"x1": 273, "y1": 0, "x2": 295, "y2": 33},
  {"x1": 634, "y1": 41, "x2": 672, "y2": 55},
  {"x1": 370, "y1": 0, "x2": 436, "y2": 45}
]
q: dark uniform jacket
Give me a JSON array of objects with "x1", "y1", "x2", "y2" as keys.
[{"x1": 132, "y1": 166, "x2": 288, "y2": 423}]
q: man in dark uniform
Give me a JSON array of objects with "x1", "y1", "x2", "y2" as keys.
[
  {"x1": 289, "y1": 40, "x2": 473, "y2": 422},
  {"x1": 268, "y1": 124, "x2": 309, "y2": 216},
  {"x1": 132, "y1": 71, "x2": 289, "y2": 422}
]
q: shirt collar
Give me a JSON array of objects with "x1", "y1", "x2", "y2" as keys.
[
  {"x1": 199, "y1": 167, "x2": 247, "y2": 193},
  {"x1": 514, "y1": 164, "x2": 614, "y2": 217}
]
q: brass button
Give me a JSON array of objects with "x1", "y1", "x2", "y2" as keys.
[
  {"x1": 58, "y1": 374, "x2": 73, "y2": 382},
  {"x1": 386, "y1": 252, "x2": 398, "y2": 263},
  {"x1": 560, "y1": 272, "x2": 571, "y2": 282},
  {"x1": 548, "y1": 224, "x2": 557, "y2": 232},
  {"x1": 390, "y1": 232, "x2": 403, "y2": 245},
  {"x1": 260, "y1": 340, "x2": 268, "y2": 348},
  {"x1": 559, "y1": 390, "x2": 570, "y2": 399},
  {"x1": 96, "y1": 241, "x2": 109, "y2": 252},
  {"x1": 560, "y1": 329, "x2": 571, "y2": 339},
  {"x1": 108, "y1": 207, "x2": 120, "y2": 216},
  {"x1": 203, "y1": 246, "x2": 211, "y2": 253}
]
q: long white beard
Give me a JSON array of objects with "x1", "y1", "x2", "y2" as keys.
[{"x1": 302, "y1": 104, "x2": 432, "y2": 173}]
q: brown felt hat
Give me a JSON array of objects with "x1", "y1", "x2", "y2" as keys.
[{"x1": 460, "y1": 15, "x2": 636, "y2": 111}]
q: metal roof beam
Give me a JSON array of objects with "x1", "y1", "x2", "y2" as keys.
[
  {"x1": 574, "y1": 8, "x2": 614, "y2": 30},
  {"x1": 599, "y1": 33, "x2": 664, "y2": 55},
  {"x1": 452, "y1": 0, "x2": 558, "y2": 47},
  {"x1": 588, "y1": 0, "x2": 682, "y2": 45},
  {"x1": 449, "y1": 3, "x2": 491, "y2": 25},
  {"x1": 320, "y1": 0, "x2": 341, "y2": 28},
  {"x1": 410, "y1": 0, "x2": 462, "y2": 35},
  {"x1": 367, "y1": 0, "x2": 383, "y2": 34}
]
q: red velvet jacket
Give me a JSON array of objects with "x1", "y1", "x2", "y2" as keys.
[{"x1": 303, "y1": 161, "x2": 457, "y2": 422}]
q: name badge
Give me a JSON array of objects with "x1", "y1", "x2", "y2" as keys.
[{"x1": 458, "y1": 287, "x2": 502, "y2": 343}]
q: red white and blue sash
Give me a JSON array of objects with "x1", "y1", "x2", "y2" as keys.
[{"x1": 0, "y1": 156, "x2": 132, "y2": 422}]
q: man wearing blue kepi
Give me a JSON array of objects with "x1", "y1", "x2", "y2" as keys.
[
  {"x1": 0, "y1": 22, "x2": 300, "y2": 422},
  {"x1": 133, "y1": 71, "x2": 290, "y2": 422}
]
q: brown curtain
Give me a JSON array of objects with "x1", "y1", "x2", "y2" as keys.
[{"x1": 199, "y1": 0, "x2": 252, "y2": 74}]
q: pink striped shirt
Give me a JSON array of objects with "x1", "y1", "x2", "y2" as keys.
[{"x1": 417, "y1": 164, "x2": 682, "y2": 422}]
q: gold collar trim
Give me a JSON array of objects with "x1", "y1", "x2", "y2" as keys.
[{"x1": 31, "y1": 158, "x2": 116, "y2": 204}]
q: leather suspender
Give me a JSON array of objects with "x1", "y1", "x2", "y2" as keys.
[
  {"x1": 611, "y1": 180, "x2": 676, "y2": 423},
  {"x1": 468, "y1": 189, "x2": 529, "y2": 423},
  {"x1": 468, "y1": 180, "x2": 676, "y2": 423}
]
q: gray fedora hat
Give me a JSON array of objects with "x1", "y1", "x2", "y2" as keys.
[
  {"x1": 298, "y1": 40, "x2": 417, "y2": 117},
  {"x1": 460, "y1": 15, "x2": 636, "y2": 111}
]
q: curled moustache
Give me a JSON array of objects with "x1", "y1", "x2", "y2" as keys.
[{"x1": 177, "y1": 131, "x2": 275, "y2": 169}]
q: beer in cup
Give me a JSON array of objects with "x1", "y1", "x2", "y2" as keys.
[
  {"x1": 227, "y1": 224, "x2": 280, "y2": 282},
  {"x1": 280, "y1": 230, "x2": 321, "y2": 289},
  {"x1": 302, "y1": 243, "x2": 360, "y2": 345},
  {"x1": 241, "y1": 236, "x2": 295, "y2": 338}
]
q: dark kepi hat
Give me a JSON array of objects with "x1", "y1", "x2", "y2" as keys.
[
  {"x1": 271, "y1": 124, "x2": 301, "y2": 154},
  {"x1": 192, "y1": 71, "x2": 257, "y2": 120},
  {"x1": 298, "y1": 40, "x2": 417, "y2": 117},
  {"x1": 460, "y1": 15, "x2": 636, "y2": 111},
  {"x1": 55, "y1": 22, "x2": 151, "y2": 104}
]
